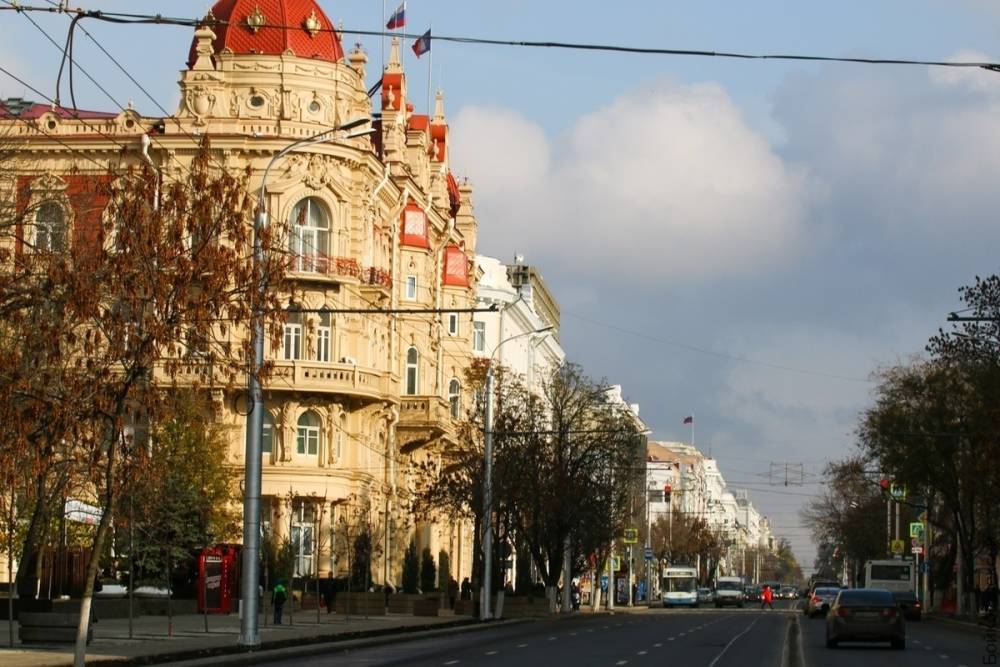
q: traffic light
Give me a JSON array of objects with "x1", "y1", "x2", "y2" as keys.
[
  {"x1": 664, "y1": 484, "x2": 672, "y2": 503},
  {"x1": 879, "y1": 479, "x2": 890, "y2": 496}
]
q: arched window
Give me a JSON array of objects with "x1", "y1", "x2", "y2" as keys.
[
  {"x1": 296, "y1": 411, "x2": 322, "y2": 456},
  {"x1": 405, "y1": 347, "x2": 419, "y2": 395},
  {"x1": 289, "y1": 198, "x2": 330, "y2": 272},
  {"x1": 448, "y1": 378, "x2": 461, "y2": 418},
  {"x1": 35, "y1": 201, "x2": 66, "y2": 252}
]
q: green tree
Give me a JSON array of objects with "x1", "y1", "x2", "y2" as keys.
[
  {"x1": 437, "y1": 549, "x2": 451, "y2": 590},
  {"x1": 351, "y1": 531, "x2": 373, "y2": 591},
  {"x1": 124, "y1": 391, "x2": 240, "y2": 583},
  {"x1": 402, "y1": 540, "x2": 419, "y2": 594},
  {"x1": 420, "y1": 548, "x2": 436, "y2": 593}
]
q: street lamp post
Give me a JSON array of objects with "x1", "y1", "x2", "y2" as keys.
[
  {"x1": 238, "y1": 118, "x2": 372, "y2": 649},
  {"x1": 481, "y1": 325, "x2": 554, "y2": 620}
]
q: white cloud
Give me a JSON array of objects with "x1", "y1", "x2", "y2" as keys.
[
  {"x1": 928, "y1": 50, "x2": 1000, "y2": 95},
  {"x1": 451, "y1": 77, "x2": 809, "y2": 283}
]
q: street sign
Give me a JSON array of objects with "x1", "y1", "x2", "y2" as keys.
[
  {"x1": 909, "y1": 522, "x2": 924, "y2": 539},
  {"x1": 623, "y1": 528, "x2": 639, "y2": 544},
  {"x1": 920, "y1": 563, "x2": 930, "y2": 574},
  {"x1": 890, "y1": 539, "x2": 905, "y2": 555},
  {"x1": 890, "y1": 482, "x2": 907, "y2": 501},
  {"x1": 644, "y1": 547, "x2": 653, "y2": 561},
  {"x1": 911, "y1": 538, "x2": 919, "y2": 548},
  {"x1": 609, "y1": 556, "x2": 621, "y2": 572},
  {"x1": 911, "y1": 546, "x2": 923, "y2": 555}
]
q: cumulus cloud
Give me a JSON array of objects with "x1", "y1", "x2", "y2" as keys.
[{"x1": 451, "y1": 77, "x2": 809, "y2": 283}]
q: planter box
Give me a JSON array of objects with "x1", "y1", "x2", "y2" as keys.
[
  {"x1": 453, "y1": 599, "x2": 476, "y2": 616},
  {"x1": 498, "y1": 596, "x2": 554, "y2": 619},
  {"x1": 414, "y1": 596, "x2": 449, "y2": 617},
  {"x1": 387, "y1": 593, "x2": 424, "y2": 614},
  {"x1": 19, "y1": 612, "x2": 92, "y2": 645},
  {"x1": 333, "y1": 592, "x2": 386, "y2": 616}
]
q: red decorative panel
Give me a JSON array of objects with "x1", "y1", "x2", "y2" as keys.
[
  {"x1": 442, "y1": 245, "x2": 469, "y2": 287},
  {"x1": 400, "y1": 203, "x2": 429, "y2": 249},
  {"x1": 429, "y1": 122, "x2": 447, "y2": 162},
  {"x1": 382, "y1": 73, "x2": 405, "y2": 111},
  {"x1": 446, "y1": 172, "x2": 461, "y2": 218},
  {"x1": 188, "y1": 0, "x2": 344, "y2": 67}
]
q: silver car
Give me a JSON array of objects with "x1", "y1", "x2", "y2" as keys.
[
  {"x1": 805, "y1": 587, "x2": 841, "y2": 617},
  {"x1": 825, "y1": 588, "x2": 905, "y2": 650}
]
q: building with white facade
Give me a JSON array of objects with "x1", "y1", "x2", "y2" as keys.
[{"x1": 473, "y1": 255, "x2": 564, "y2": 387}]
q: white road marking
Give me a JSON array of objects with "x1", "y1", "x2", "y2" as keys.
[
  {"x1": 939, "y1": 655, "x2": 949, "y2": 659},
  {"x1": 706, "y1": 616, "x2": 761, "y2": 667},
  {"x1": 615, "y1": 661, "x2": 628, "y2": 666},
  {"x1": 653, "y1": 643, "x2": 662, "y2": 647},
  {"x1": 570, "y1": 632, "x2": 578, "y2": 636},
  {"x1": 485, "y1": 650, "x2": 498, "y2": 655},
  {"x1": 444, "y1": 661, "x2": 460, "y2": 665},
  {"x1": 637, "y1": 650, "x2": 647, "y2": 655},
  {"x1": 517, "y1": 643, "x2": 528, "y2": 648},
  {"x1": 548, "y1": 636, "x2": 557, "y2": 641}
]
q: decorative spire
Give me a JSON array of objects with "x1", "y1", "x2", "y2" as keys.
[
  {"x1": 387, "y1": 37, "x2": 403, "y2": 73},
  {"x1": 191, "y1": 24, "x2": 218, "y2": 71},
  {"x1": 432, "y1": 89, "x2": 445, "y2": 124}
]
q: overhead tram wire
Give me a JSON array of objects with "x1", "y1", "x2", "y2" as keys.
[
  {"x1": 3, "y1": 4, "x2": 1000, "y2": 72},
  {"x1": 31, "y1": 0, "x2": 259, "y2": 188}
]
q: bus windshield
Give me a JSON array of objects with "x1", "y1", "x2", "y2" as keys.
[{"x1": 666, "y1": 577, "x2": 697, "y2": 593}]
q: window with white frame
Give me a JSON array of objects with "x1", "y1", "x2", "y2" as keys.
[
  {"x1": 284, "y1": 313, "x2": 302, "y2": 360},
  {"x1": 35, "y1": 201, "x2": 66, "y2": 252},
  {"x1": 290, "y1": 501, "x2": 316, "y2": 576},
  {"x1": 316, "y1": 313, "x2": 331, "y2": 362},
  {"x1": 405, "y1": 275, "x2": 417, "y2": 300},
  {"x1": 296, "y1": 411, "x2": 321, "y2": 456},
  {"x1": 448, "y1": 378, "x2": 461, "y2": 418},
  {"x1": 289, "y1": 198, "x2": 331, "y2": 272},
  {"x1": 447, "y1": 312, "x2": 459, "y2": 336},
  {"x1": 405, "y1": 347, "x2": 419, "y2": 395},
  {"x1": 472, "y1": 321, "x2": 486, "y2": 352}
]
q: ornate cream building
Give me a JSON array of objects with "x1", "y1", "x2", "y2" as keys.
[{"x1": 0, "y1": 0, "x2": 478, "y2": 586}]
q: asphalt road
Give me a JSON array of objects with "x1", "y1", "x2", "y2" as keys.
[
  {"x1": 250, "y1": 601, "x2": 993, "y2": 667},
  {"x1": 257, "y1": 603, "x2": 793, "y2": 667},
  {"x1": 799, "y1": 611, "x2": 994, "y2": 667}
]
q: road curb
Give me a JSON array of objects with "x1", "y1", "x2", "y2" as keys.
[
  {"x1": 781, "y1": 613, "x2": 803, "y2": 667},
  {"x1": 81, "y1": 618, "x2": 529, "y2": 666},
  {"x1": 926, "y1": 613, "x2": 997, "y2": 635}
]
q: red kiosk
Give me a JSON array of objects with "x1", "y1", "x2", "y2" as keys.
[{"x1": 197, "y1": 545, "x2": 239, "y2": 614}]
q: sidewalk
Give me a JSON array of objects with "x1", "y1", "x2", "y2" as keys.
[{"x1": 0, "y1": 610, "x2": 478, "y2": 666}]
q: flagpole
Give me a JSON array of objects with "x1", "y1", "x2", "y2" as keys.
[
  {"x1": 381, "y1": 0, "x2": 386, "y2": 76},
  {"x1": 691, "y1": 414, "x2": 694, "y2": 449},
  {"x1": 426, "y1": 22, "x2": 433, "y2": 116}
]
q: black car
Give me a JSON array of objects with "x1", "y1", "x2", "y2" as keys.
[
  {"x1": 891, "y1": 590, "x2": 922, "y2": 621},
  {"x1": 826, "y1": 588, "x2": 905, "y2": 650}
]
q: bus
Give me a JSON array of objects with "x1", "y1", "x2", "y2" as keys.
[
  {"x1": 863, "y1": 559, "x2": 915, "y2": 593},
  {"x1": 661, "y1": 566, "x2": 699, "y2": 608}
]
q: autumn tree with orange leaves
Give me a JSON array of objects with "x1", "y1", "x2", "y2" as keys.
[{"x1": 0, "y1": 140, "x2": 287, "y2": 663}]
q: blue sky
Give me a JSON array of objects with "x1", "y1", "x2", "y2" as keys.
[{"x1": 4, "y1": 0, "x2": 1000, "y2": 569}]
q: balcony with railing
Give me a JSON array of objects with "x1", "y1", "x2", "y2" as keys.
[
  {"x1": 286, "y1": 253, "x2": 363, "y2": 283},
  {"x1": 267, "y1": 359, "x2": 396, "y2": 400},
  {"x1": 398, "y1": 395, "x2": 459, "y2": 447}
]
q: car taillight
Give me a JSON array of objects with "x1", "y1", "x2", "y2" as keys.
[
  {"x1": 836, "y1": 608, "x2": 852, "y2": 617},
  {"x1": 881, "y1": 608, "x2": 898, "y2": 618},
  {"x1": 812, "y1": 596, "x2": 820, "y2": 604},
  {"x1": 914, "y1": 602, "x2": 921, "y2": 608}
]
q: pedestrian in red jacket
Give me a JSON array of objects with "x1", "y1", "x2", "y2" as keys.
[{"x1": 761, "y1": 584, "x2": 774, "y2": 610}]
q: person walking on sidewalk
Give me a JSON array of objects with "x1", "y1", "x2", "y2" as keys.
[
  {"x1": 447, "y1": 577, "x2": 459, "y2": 609},
  {"x1": 760, "y1": 584, "x2": 774, "y2": 610},
  {"x1": 323, "y1": 572, "x2": 336, "y2": 614},
  {"x1": 460, "y1": 577, "x2": 472, "y2": 600},
  {"x1": 273, "y1": 580, "x2": 288, "y2": 624}
]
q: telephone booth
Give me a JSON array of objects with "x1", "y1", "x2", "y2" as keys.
[{"x1": 197, "y1": 545, "x2": 239, "y2": 614}]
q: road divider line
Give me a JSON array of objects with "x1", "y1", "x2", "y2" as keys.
[{"x1": 707, "y1": 615, "x2": 761, "y2": 667}]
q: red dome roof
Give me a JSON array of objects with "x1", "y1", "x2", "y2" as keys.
[{"x1": 189, "y1": 0, "x2": 344, "y2": 67}]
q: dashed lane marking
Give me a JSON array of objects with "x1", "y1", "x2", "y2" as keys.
[
  {"x1": 444, "y1": 661, "x2": 459, "y2": 665},
  {"x1": 615, "y1": 661, "x2": 628, "y2": 666},
  {"x1": 667, "y1": 637, "x2": 675, "y2": 641},
  {"x1": 570, "y1": 632, "x2": 578, "y2": 636},
  {"x1": 637, "y1": 650, "x2": 647, "y2": 655},
  {"x1": 485, "y1": 651, "x2": 498, "y2": 656},
  {"x1": 517, "y1": 644, "x2": 528, "y2": 648},
  {"x1": 653, "y1": 643, "x2": 662, "y2": 647},
  {"x1": 548, "y1": 636, "x2": 557, "y2": 641},
  {"x1": 939, "y1": 655, "x2": 949, "y2": 659}
]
